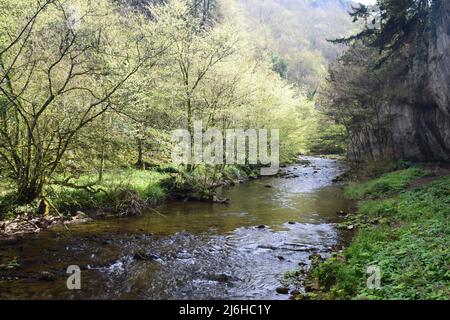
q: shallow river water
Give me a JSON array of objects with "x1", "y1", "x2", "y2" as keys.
[{"x1": 0, "y1": 157, "x2": 349, "y2": 299}]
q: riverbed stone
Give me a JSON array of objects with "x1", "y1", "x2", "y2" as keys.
[
  {"x1": 38, "y1": 271, "x2": 56, "y2": 281},
  {"x1": 276, "y1": 287, "x2": 289, "y2": 294},
  {"x1": 133, "y1": 251, "x2": 160, "y2": 261}
]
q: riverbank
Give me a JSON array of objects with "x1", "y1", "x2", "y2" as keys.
[
  {"x1": 0, "y1": 164, "x2": 270, "y2": 237},
  {"x1": 0, "y1": 153, "x2": 322, "y2": 237},
  {"x1": 300, "y1": 165, "x2": 450, "y2": 300}
]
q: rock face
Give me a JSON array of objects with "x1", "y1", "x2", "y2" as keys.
[
  {"x1": 429, "y1": 0, "x2": 450, "y2": 118},
  {"x1": 349, "y1": 1, "x2": 450, "y2": 162}
]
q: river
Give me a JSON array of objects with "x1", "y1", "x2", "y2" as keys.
[{"x1": 0, "y1": 157, "x2": 349, "y2": 299}]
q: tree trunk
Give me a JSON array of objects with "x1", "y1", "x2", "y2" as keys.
[
  {"x1": 16, "y1": 180, "x2": 43, "y2": 205},
  {"x1": 99, "y1": 139, "x2": 105, "y2": 182},
  {"x1": 136, "y1": 138, "x2": 145, "y2": 170},
  {"x1": 187, "y1": 97, "x2": 194, "y2": 172}
]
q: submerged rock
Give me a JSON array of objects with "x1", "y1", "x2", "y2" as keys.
[
  {"x1": 212, "y1": 196, "x2": 229, "y2": 204},
  {"x1": 208, "y1": 273, "x2": 236, "y2": 283},
  {"x1": 38, "y1": 271, "x2": 56, "y2": 281},
  {"x1": 337, "y1": 210, "x2": 347, "y2": 216},
  {"x1": 133, "y1": 251, "x2": 160, "y2": 261},
  {"x1": 276, "y1": 287, "x2": 289, "y2": 294},
  {"x1": 65, "y1": 211, "x2": 93, "y2": 225}
]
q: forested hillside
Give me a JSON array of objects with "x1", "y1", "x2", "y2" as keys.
[
  {"x1": 240, "y1": 0, "x2": 357, "y2": 93},
  {"x1": 236, "y1": 0, "x2": 359, "y2": 154}
]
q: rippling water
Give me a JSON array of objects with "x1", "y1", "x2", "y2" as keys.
[{"x1": 0, "y1": 157, "x2": 349, "y2": 299}]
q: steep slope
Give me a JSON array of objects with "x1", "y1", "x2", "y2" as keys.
[
  {"x1": 239, "y1": 0, "x2": 357, "y2": 91},
  {"x1": 349, "y1": 1, "x2": 450, "y2": 162}
]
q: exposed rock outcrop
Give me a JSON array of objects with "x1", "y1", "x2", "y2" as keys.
[
  {"x1": 429, "y1": 0, "x2": 450, "y2": 117},
  {"x1": 349, "y1": 1, "x2": 450, "y2": 162}
]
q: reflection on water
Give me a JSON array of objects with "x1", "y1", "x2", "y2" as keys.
[{"x1": 0, "y1": 157, "x2": 349, "y2": 299}]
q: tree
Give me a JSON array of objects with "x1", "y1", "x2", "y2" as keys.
[
  {"x1": 153, "y1": 0, "x2": 238, "y2": 171},
  {"x1": 333, "y1": 0, "x2": 433, "y2": 65},
  {"x1": 0, "y1": 0, "x2": 165, "y2": 203}
]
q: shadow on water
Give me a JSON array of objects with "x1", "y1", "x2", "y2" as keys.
[{"x1": 0, "y1": 157, "x2": 350, "y2": 299}]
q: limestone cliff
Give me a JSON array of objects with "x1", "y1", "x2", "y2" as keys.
[{"x1": 349, "y1": 0, "x2": 450, "y2": 162}]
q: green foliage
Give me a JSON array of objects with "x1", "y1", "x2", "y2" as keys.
[
  {"x1": 0, "y1": 191, "x2": 41, "y2": 220},
  {"x1": 312, "y1": 174, "x2": 450, "y2": 300},
  {"x1": 271, "y1": 54, "x2": 288, "y2": 79},
  {"x1": 334, "y1": 0, "x2": 433, "y2": 65},
  {"x1": 0, "y1": 0, "x2": 353, "y2": 215},
  {"x1": 307, "y1": 119, "x2": 347, "y2": 155},
  {"x1": 241, "y1": 0, "x2": 357, "y2": 92},
  {"x1": 0, "y1": 257, "x2": 20, "y2": 270},
  {"x1": 283, "y1": 270, "x2": 302, "y2": 284},
  {"x1": 344, "y1": 168, "x2": 429, "y2": 199},
  {"x1": 50, "y1": 170, "x2": 170, "y2": 212},
  {"x1": 358, "y1": 198, "x2": 398, "y2": 218}
]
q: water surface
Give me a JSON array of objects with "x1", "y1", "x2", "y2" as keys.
[{"x1": 0, "y1": 157, "x2": 349, "y2": 299}]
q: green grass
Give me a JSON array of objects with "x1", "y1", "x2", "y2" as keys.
[
  {"x1": 310, "y1": 170, "x2": 450, "y2": 300},
  {"x1": 0, "y1": 164, "x2": 254, "y2": 219},
  {"x1": 55, "y1": 164, "x2": 255, "y2": 212},
  {"x1": 358, "y1": 198, "x2": 398, "y2": 218},
  {"x1": 50, "y1": 169, "x2": 171, "y2": 212},
  {"x1": 344, "y1": 168, "x2": 430, "y2": 199}
]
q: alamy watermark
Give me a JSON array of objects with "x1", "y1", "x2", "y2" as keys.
[
  {"x1": 66, "y1": 4, "x2": 82, "y2": 31},
  {"x1": 366, "y1": 265, "x2": 381, "y2": 289},
  {"x1": 66, "y1": 265, "x2": 81, "y2": 290},
  {"x1": 171, "y1": 121, "x2": 280, "y2": 175}
]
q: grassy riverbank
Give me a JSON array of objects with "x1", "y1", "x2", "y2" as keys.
[
  {"x1": 305, "y1": 166, "x2": 450, "y2": 300},
  {"x1": 0, "y1": 170, "x2": 167, "y2": 220},
  {"x1": 0, "y1": 165, "x2": 259, "y2": 222}
]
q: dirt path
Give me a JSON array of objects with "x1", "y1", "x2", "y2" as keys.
[{"x1": 407, "y1": 163, "x2": 450, "y2": 190}]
